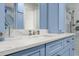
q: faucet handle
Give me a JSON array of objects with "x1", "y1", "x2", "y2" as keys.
[
  {"x1": 37, "y1": 30, "x2": 40, "y2": 35},
  {"x1": 0, "y1": 32, "x2": 3, "y2": 37},
  {"x1": 28, "y1": 30, "x2": 32, "y2": 35},
  {"x1": 33, "y1": 30, "x2": 35, "y2": 35}
]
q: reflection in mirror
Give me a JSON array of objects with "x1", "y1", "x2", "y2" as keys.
[
  {"x1": 24, "y1": 3, "x2": 39, "y2": 31},
  {"x1": 15, "y1": 3, "x2": 24, "y2": 29},
  {"x1": 5, "y1": 3, "x2": 16, "y2": 37},
  {"x1": 5, "y1": 3, "x2": 40, "y2": 37}
]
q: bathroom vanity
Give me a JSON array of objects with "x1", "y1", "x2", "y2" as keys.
[
  {"x1": 0, "y1": 3, "x2": 75, "y2": 56},
  {"x1": 0, "y1": 33, "x2": 74, "y2": 56}
]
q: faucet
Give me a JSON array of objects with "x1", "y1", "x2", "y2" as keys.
[
  {"x1": 8, "y1": 26, "x2": 11, "y2": 37},
  {"x1": 37, "y1": 30, "x2": 40, "y2": 35},
  {"x1": 28, "y1": 30, "x2": 33, "y2": 35},
  {"x1": 28, "y1": 30, "x2": 40, "y2": 35},
  {"x1": 5, "y1": 6, "x2": 14, "y2": 37}
]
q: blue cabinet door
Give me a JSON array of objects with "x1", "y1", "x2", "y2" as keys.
[
  {"x1": 59, "y1": 3, "x2": 65, "y2": 33},
  {"x1": 7, "y1": 45, "x2": 45, "y2": 56},
  {"x1": 0, "y1": 4, "x2": 5, "y2": 32},
  {"x1": 40, "y1": 3, "x2": 48, "y2": 29},
  {"x1": 48, "y1": 3, "x2": 59, "y2": 33}
]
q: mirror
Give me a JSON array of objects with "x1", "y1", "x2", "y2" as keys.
[
  {"x1": 24, "y1": 3, "x2": 40, "y2": 30},
  {"x1": 15, "y1": 3, "x2": 24, "y2": 29},
  {"x1": 5, "y1": 3, "x2": 24, "y2": 30},
  {"x1": 5, "y1": 3, "x2": 16, "y2": 30},
  {"x1": 5, "y1": 3, "x2": 40, "y2": 37},
  {"x1": 5, "y1": 3, "x2": 40, "y2": 30}
]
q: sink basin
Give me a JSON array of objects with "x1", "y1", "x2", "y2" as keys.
[
  {"x1": 28, "y1": 35, "x2": 45, "y2": 39},
  {"x1": 40, "y1": 35, "x2": 53, "y2": 37},
  {"x1": 28, "y1": 34, "x2": 54, "y2": 39}
]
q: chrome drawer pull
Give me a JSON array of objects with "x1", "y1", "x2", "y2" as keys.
[
  {"x1": 67, "y1": 40, "x2": 70, "y2": 43},
  {"x1": 72, "y1": 38, "x2": 74, "y2": 40}
]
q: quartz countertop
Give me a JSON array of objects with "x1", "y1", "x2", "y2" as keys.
[{"x1": 0, "y1": 33, "x2": 74, "y2": 56}]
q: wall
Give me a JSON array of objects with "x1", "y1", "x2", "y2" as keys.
[
  {"x1": 0, "y1": 4, "x2": 5, "y2": 32},
  {"x1": 16, "y1": 3, "x2": 24, "y2": 29}
]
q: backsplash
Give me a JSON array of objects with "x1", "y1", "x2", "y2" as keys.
[{"x1": 39, "y1": 29, "x2": 48, "y2": 35}]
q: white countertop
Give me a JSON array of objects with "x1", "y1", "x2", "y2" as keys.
[{"x1": 0, "y1": 33, "x2": 74, "y2": 56}]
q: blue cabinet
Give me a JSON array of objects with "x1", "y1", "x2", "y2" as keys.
[
  {"x1": 0, "y1": 4, "x2": 5, "y2": 32},
  {"x1": 40, "y1": 3, "x2": 48, "y2": 29},
  {"x1": 7, "y1": 45, "x2": 45, "y2": 56},
  {"x1": 46, "y1": 36, "x2": 74, "y2": 56},
  {"x1": 48, "y1": 3, "x2": 59, "y2": 33}
]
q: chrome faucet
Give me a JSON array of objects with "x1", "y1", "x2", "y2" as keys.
[
  {"x1": 28, "y1": 30, "x2": 40, "y2": 35},
  {"x1": 28, "y1": 30, "x2": 33, "y2": 35},
  {"x1": 8, "y1": 26, "x2": 11, "y2": 37},
  {"x1": 37, "y1": 30, "x2": 40, "y2": 35}
]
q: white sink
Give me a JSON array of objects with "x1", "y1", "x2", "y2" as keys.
[{"x1": 28, "y1": 34, "x2": 54, "y2": 39}]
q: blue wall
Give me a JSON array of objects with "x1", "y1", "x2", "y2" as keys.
[
  {"x1": 40, "y1": 3, "x2": 48, "y2": 29},
  {"x1": 17, "y1": 3, "x2": 24, "y2": 13},
  {"x1": 16, "y1": 12, "x2": 24, "y2": 29},
  {"x1": 48, "y1": 3, "x2": 59, "y2": 33},
  {"x1": 16, "y1": 3, "x2": 24, "y2": 29},
  {"x1": 0, "y1": 4, "x2": 5, "y2": 32},
  {"x1": 59, "y1": 3, "x2": 65, "y2": 32}
]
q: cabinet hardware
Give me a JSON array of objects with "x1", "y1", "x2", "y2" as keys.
[{"x1": 67, "y1": 40, "x2": 70, "y2": 43}]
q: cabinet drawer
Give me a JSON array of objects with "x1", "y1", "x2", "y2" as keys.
[
  {"x1": 46, "y1": 40, "x2": 63, "y2": 56},
  {"x1": 63, "y1": 36, "x2": 74, "y2": 47},
  {"x1": 54, "y1": 46, "x2": 70, "y2": 56},
  {"x1": 47, "y1": 46, "x2": 63, "y2": 56},
  {"x1": 6, "y1": 45, "x2": 45, "y2": 56},
  {"x1": 46, "y1": 39, "x2": 63, "y2": 51},
  {"x1": 20, "y1": 49, "x2": 41, "y2": 56}
]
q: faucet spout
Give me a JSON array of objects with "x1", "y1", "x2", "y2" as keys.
[{"x1": 8, "y1": 26, "x2": 10, "y2": 37}]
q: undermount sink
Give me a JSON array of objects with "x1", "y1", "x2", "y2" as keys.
[
  {"x1": 28, "y1": 34, "x2": 54, "y2": 38},
  {"x1": 40, "y1": 35, "x2": 53, "y2": 37}
]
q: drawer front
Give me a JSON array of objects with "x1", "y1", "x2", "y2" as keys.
[
  {"x1": 20, "y1": 49, "x2": 41, "y2": 56},
  {"x1": 46, "y1": 40, "x2": 63, "y2": 56},
  {"x1": 47, "y1": 46, "x2": 63, "y2": 56},
  {"x1": 63, "y1": 36, "x2": 74, "y2": 47},
  {"x1": 46, "y1": 40, "x2": 63, "y2": 51},
  {"x1": 54, "y1": 46, "x2": 70, "y2": 56},
  {"x1": 7, "y1": 45, "x2": 45, "y2": 56}
]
